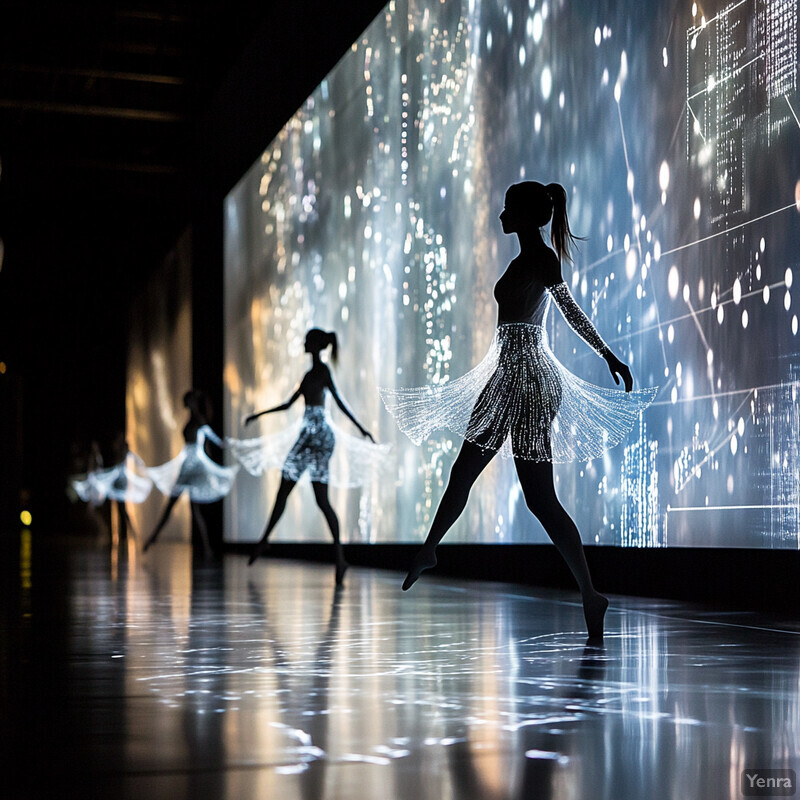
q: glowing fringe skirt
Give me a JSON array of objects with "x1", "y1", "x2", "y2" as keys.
[
  {"x1": 380, "y1": 323, "x2": 657, "y2": 463},
  {"x1": 73, "y1": 463, "x2": 153, "y2": 505},
  {"x1": 228, "y1": 406, "x2": 393, "y2": 488},
  {"x1": 147, "y1": 443, "x2": 239, "y2": 503}
]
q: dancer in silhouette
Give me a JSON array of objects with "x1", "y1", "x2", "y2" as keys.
[
  {"x1": 144, "y1": 389, "x2": 238, "y2": 558},
  {"x1": 71, "y1": 435, "x2": 152, "y2": 538},
  {"x1": 380, "y1": 181, "x2": 657, "y2": 641},
  {"x1": 239, "y1": 328, "x2": 380, "y2": 586}
]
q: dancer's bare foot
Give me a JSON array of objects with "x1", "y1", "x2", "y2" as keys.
[
  {"x1": 583, "y1": 592, "x2": 609, "y2": 643},
  {"x1": 247, "y1": 539, "x2": 270, "y2": 566},
  {"x1": 402, "y1": 547, "x2": 437, "y2": 591}
]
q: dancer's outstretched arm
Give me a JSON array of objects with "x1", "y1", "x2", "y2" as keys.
[
  {"x1": 325, "y1": 368, "x2": 375, "y2": 441},
  {"x1": 199, "y1": 424, "x2": 225, "y2": 448},
  {"x1": 244, "y1": 388, "x2": 302, "y2": 425},
  {"x1": 544, "y1": 260, "x2": 633, "y2": 392}
]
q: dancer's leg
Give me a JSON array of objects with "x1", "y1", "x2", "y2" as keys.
[
  {"x1": 121, "y1": 504, "x2": 138, "y2": 540},
  {"x1": 248, "y1": 476, "x2": 298, "y2": 565},
  {"x1": 514, "y1": 458, "x2": 608, "y2": 641},
  {"x1": 311, "y1": 481, "x2": 347, "y2": 586},
  {"x1": 403, "y1": 441, "x2": 496, "y2": 590},
  {"x1": 144, "y1": 494, "x2": 180, "y2": 551},
  {"x1": 191, "y1": 503, "x2": 214, "y2": 560}
]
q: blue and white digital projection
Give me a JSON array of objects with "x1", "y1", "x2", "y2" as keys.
[{"x1": 224, "y1": 0, "x2": 800, "y2": 548}]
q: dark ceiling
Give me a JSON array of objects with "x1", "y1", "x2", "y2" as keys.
[
  {"x1": 0, "y1": 0, "x2": 385, "y2": 527},
  {"x1": 0, "y1": 1, "x2": 274, "y2": 301}
]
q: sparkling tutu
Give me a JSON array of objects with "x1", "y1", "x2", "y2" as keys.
[
  {"x1": 380, "y1": 321, "x2": 657, "y2": 463},
  {"x1": 73, "y1": 455, "x2": 154, "y2": 505},
  {"x1": 228, "y1": 405, "x2": 393, "y2": 488},
  {"x1": 147, "y1": 426, "x2": 239, "y2": 503}
]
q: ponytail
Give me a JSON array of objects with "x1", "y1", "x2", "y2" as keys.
[
  {"x1": 545, "y1": 182, "x2": 584, "y2": 264},
  {"x1": 326, "y1": 331, "x2": 339, "y2": 364}
]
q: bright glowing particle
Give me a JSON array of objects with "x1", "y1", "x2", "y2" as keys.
[
  {"x1": 532, "y1": 13, "x2": 543, "y2": 43},
  {"x1": 540, "y1": 67, "x2": 552, "y2": 100},
  {"x1": 785, "y1": 267, "x2": 793, "y2": 288},
  {"x1": 625, "y1": 249, "x2": 637, "y2": 279},
  {"x1": 659, "y1": 161, "x2": 670, "y2": 192},
  {"x1": 594, "y1": 27, "x2": 601, "y2": 46},
  {"x1": 693, "y1": 197, "x2": 701, "y2": 220},
  {"x1": 20, "y1": 510, "x2": 32, "y2": 526}
]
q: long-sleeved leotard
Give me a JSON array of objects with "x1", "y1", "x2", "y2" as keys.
[{"x1": 380, "y1": 254, "x2": 657, "y2": 462}]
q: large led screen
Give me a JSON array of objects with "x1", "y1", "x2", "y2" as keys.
[{"x1": 224, "y1": 0, "x2": 800, "y2": 547}]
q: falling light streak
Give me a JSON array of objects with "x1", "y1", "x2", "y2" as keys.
[
  {"x1": 650, "y1": 380, "x2": 794, "y2": 406},
  {"x1": 669, "y1": 503, "x2": 799, "y2": 511},
  {"x1": 686, "y1": 54, "x2": 764, "y2": 102},
  {"x1": 664, "y1": 502, "x2": 800, "y2": 542},
  {"x1": 785, "y1": 95, "x2": 800, "y2": 130},
  {"x1": 660, "y1": 202, "x2": 798, "y2": 257},
  {"x1": 612, "y1": 279, "x2": 790, "y2": 344},
  {"x1": 683, "y1": 296, "x2": 716, "y2": 402},
  {"x1": 686, "y1": 102, "x2": 707, "y2": 143},
  {"x1": 615, "y1": 96, "x2": 643, "y2": 260},
  {"x1": 578, "y1": 248, "x2": 625, "y2": 277},
  {"x1": 687, "y1": 0, "x2": 748, "y2": 34}
]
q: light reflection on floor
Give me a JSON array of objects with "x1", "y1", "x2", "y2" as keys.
[{"x1": 35, "y1": 542, "x2": 800, "y2": 799}]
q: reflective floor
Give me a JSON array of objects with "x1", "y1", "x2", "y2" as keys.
[{"x1": 5, "y1": 534, "x2": 800, "y2": 799}]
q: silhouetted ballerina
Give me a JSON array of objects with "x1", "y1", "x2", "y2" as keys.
[
  {"x1": 380, "y1": 181, "x2": 657, "y2": 642},
  {"x1": 144, "y1": 389, "x2": 239, "y2": 558},
  {"x1": 233, "y1": 328, "x2": 386, "y2": 586},
  {"x1": 72, "y1": 435, "x2": 152, "y2": 538},
  {"x1": 71, "y1": 439, "x2": 107, "y2": 509}
]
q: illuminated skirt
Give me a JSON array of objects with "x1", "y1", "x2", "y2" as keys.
[
  {"x1": 379, "y1": 322, "x2": 657, "y2": 463},
  {"x1": 147, "y1": 444, "x2": 239, "y2": 503},
  {"x1": 228, "y1": 406, "x2": 393, "y2": 487},
  {"x1": 73, "y1": 463, "x2": 153, "y2": 505}
]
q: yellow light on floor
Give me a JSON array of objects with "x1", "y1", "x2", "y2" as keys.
[{"x1": 20, "y1": 510, "x2": 32, "y2": 526}]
